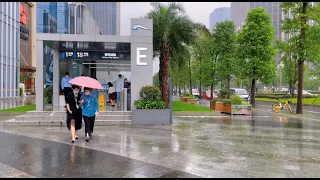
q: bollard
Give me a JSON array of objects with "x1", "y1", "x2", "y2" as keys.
[{"x1": 120, "y1": 88, "x2": 127, "y2": 111}]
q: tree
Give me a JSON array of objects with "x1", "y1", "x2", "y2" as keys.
[
  {"x1": 237, "y1": 8, "x2": 277, "y2": 106},
  {"x1": 276, "y1": 39, "x2": 299, "y2": 98},
  {"x1": 146, "y1": 2, "x2": 197, "y2": 106},
  {"x1": 214, "y1": 21, "x2": 237, "y2": 96},
  {"x1": 280, "y1": 2, "x2": 320, "y2": 113}
]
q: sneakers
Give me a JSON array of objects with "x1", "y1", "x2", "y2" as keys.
[
  {"x1": 71, "y1": 139, "x2": 75, "y2": 143},
  {"x1": 85, "y1": 133, "x2": 90, "y2": 142}
]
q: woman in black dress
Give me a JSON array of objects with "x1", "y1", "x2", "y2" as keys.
[{"x1": 66, "y1": 85, "x2": 82, "y2": 143}]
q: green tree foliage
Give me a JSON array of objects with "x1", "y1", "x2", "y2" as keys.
[
  {"x1": 280, "y1": 2, "x2": 320, "y2": 113},
  {"x1": 146, "y1": 2, "x2": 197, "y2": 106},
  {"x1": 237, "y1": 8, "x2": 277, "y2": 106},
  {"x1": 214, "y1": 21, "x2": 237, "y2": 95}
]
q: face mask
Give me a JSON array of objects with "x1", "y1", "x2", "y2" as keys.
[
  {"x1": 73, "y1": 91, "x2": 79, "y2": 94},
  {"x1": 85, "y1": 92, "x2": 90, "y2": 96},
  {"x1": 65, "y1": 75, "x2": 69, "y2": 78}
]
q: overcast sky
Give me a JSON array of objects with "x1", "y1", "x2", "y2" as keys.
[{"x1": 120, "y1": 2, "x2": 231, "y2": 36}]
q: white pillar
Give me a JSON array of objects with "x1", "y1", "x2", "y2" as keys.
[
  {"x1": 52, "y1": 50, "x2": 60, "y2": 109},
  {"x1": 36, "y1": 40, "x2": 44, "y2": 111}
]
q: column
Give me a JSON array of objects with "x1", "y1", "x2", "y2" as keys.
[
  {"x1": 130, "y1": 19, "x2": 153, "y2": 108},
  {"x1": 36, "y1": 40, "x2": 44, "y2": 111},
  {"x1": 52, "y1": 50, "x2": 60, "y2": 109}
]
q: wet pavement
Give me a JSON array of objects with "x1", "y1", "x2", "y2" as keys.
[{"x1": 0, "y1": 108, "x2": 319, "y2": 178}]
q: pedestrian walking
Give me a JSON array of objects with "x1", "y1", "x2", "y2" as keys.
[
  {"x1": 61, "y1": 72, "x2": 73, "y2": 105},
  {"x1": 79, "y1": 87, "x2": 99, "y2": 142},
  {"x1": 66, "y1": 85, "x2": 82, "y2": 143},
  {"x1": 114, "y1": 74, "x2": 124, "y2": 106},
  {"x1": 107, "y1": 82, "x2": 116, "y2": 106}
]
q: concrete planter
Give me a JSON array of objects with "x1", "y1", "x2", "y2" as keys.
[
  {"x1": 222, "y1": 104, "x2": 252, "y2": 115},
  {"x1": 181, "y1": 97, "x2": 188, "y2": 102},
  {"x1": 187, "y1": 99, "x2": 197, "y2": 104},
  {"x1": 132, "y1": 109, "x2": 171, "y2": 125}
]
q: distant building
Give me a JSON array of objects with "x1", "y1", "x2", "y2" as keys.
[
  {"x1": 82, "y1": 2, "x2": 120, "y2": 35},
  {"x1": 0, "y1": 2, "x2": 20, "y2": 98},
  {"x1": 209, "y1": 7, "x2": 231, "y2": 32},
  {"x1": 20, "y1": 2, "x2": 37, "y2": 95},
  {"x1": 231, "y1": 2, "x2": 282, "y2": 62}
]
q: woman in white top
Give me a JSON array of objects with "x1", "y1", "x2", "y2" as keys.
[{"x1": 108, "y1": 82, "x2": 116, "y2": 106}]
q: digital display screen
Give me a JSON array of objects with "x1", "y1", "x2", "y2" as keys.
[{"x1": 60, "y1": 51, "x2": 129, "y2": 61}]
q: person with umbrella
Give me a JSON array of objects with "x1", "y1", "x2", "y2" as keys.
[
  {"x1": 66, "y1": 85, "x2": 82, "y2": 143},
  {"x1": 79, "y1": 87, "x2": 99, "y2": 142}
]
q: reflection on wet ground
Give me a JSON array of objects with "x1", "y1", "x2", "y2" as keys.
[
  {"x1": 0, "y1": 96, "x2": 35, "y2": 110},
  {"x1": 0, "y1": 107, "x2": 320, "y2": 177}
]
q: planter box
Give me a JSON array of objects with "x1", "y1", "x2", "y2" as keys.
[
  {"x1": 132, "y1": 109, "x2": 171, "y2": 125},
  {"x1": 210, "y1": 101, "x2": 215, "y2": 110},
  {"x1": 215, "y1": 102, "x2": 224, "y2": 111},
  {"x1": 222, "y1": 104, "x2": 252, "y2": 115},
  {"x1": 181, "y1": 97, "x2": 188, "y2": 102},
  {"x1": 187, "y1": 99, "x2": 197, "y2": 104}
]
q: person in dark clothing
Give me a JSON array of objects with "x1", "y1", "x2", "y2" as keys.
[
  {"x1": 66, "y1": 85, "x2": 82, "y2": 143},
  {"x1": 124, "y1": 78, "x2": 129, "y2": 88},
  {"x1": 61, "y1": 72, "x2": 73, "y2": 104}
]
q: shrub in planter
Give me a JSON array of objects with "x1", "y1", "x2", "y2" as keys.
[
  {"x1": 231, "y1": 94, "x2": 242, "y2": 105},
  {"x1": 19, "y1": 88, "x2": 23, "y2": 97},
  {"x1": 44, "y1": 87, "x2": 53, "y2": 104},
  {"x1": 133, "y1": 86, "x2": 170, "y2": 125},
  {"x1": 222, "y1": 99, "x2": 232, "y2": 113},
  {"x1": 187, "y1": 97, "x2": 197, "y2": 104},
  {"x1": 181, "y1": 92, "x2": 192, "y2": 102},
  {"x1": 222, "y1": 95, "x2": 252, "y2": 115}
]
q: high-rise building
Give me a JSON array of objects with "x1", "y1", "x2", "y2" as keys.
[
  {"x1": 209, "y1": 7, "x2": 231, "y2": 32},
  {"x1": 82, "y1": 2, "x2": 120, "y2": 35},
  {"x1": 20, "y1": 2, "x2": 37, "y2": 95},
  {"x1": 36, "y1": 2, "x2": 69, "y2": 34},
  {"x1": 231, "y1": 2, "x2": 282, "y2": 62},
  {"x1": 36, "y1": 2, "x2": 69, "y2": 87},
  {"x1": 0, "y1": 2, "x2": 20, "y2": 98}
]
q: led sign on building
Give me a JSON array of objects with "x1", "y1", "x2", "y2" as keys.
[
  {"x1": 20, "y1": 3, "x2": 29, "y2": 40},
  {"x1": 60, "y1": 51, "x2": 127, "y2": 60}
]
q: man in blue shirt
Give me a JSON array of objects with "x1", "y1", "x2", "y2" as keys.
[{"x1": 61, "y1": 72, "x2": 73, "y2": 104}]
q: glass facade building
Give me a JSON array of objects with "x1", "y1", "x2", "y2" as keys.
[
  {"x1": 82, "y1": 2, "x2": 119, "y2": 35},
  {"x1": 209, "y1": 7, "x2": 231, "y2": 32},
  {"x1": 0, "y1": 2, "x2": 20, "y2": 98},
  {"x1": 36, "y1": 2, "x2": 69, "y2": 86}
]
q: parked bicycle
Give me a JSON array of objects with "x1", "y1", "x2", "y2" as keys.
[{"x1": 272, "y1": 98, "x2": 293, "y2": 113}]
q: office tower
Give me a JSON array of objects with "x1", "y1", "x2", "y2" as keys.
[
  {"x1": 0, "y1": 2, "x2": 20, "y2": 98},
  {"x1": 231, "y1": 2, "x2": 282, "y2": 62},
  {"x1": 209, "y1": 7, "x2": 231, "y2": 32},
  {"x1": 82, "y1": 2, "x2": 120, "y2": 35}
]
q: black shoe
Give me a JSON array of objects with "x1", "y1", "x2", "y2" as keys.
[
  {"x1": 71, "y1": 139, "x2": 75, "y2": 143},
  {"x1": 85, "y1": 137, "x2": 90, "y2": 142},
  {"x1": 75, "y1": 136, "x2": 79, "y2": 140}
]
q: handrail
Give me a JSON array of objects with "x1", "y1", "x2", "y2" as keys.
[{"x1": 74, "y1": 3, "x2": 103, "y2": 35}]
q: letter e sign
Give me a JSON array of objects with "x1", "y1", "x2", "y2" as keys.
[{"x1": 136, "y1": 47, "x2": 147, "y2": 66}]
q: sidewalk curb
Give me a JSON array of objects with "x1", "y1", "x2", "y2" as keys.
[{"x1": 256, "y1": 100, "x2": 320, "y2": 107}]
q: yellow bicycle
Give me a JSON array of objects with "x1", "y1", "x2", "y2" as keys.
[{"x1": 272, "y1": 99, "x2": 293, "y2": 113}]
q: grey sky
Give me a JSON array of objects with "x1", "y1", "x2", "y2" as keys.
[{"x1": 120, "y1": 2, "x2": 231, "y2": 36}]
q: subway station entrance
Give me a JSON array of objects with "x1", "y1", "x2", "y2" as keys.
[
  {"x1": 58, "y1": 42, "x2": 132, "y2": 111},
  {"x1": 35, "y1": 18, "x2": 153, "y2": 112}
]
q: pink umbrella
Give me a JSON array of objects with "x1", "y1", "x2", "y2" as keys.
[{"x1": 69, "y1": 76, "x2": 103, "y2": 90}]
